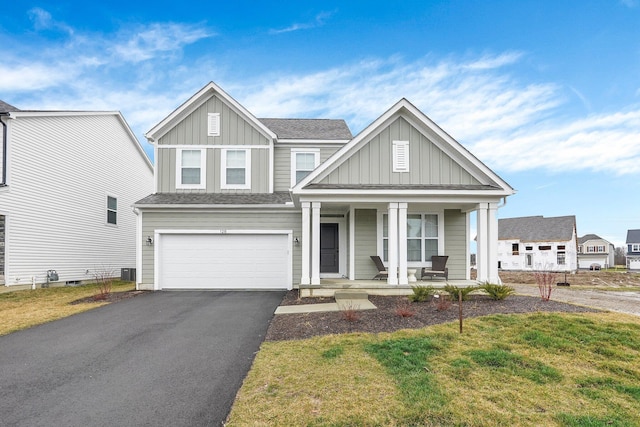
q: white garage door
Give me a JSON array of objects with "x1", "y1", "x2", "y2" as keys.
[
  {"x1": 158, "y1": 233, "x2": 290, "y2": 290},
  {"x1": 630, "y1": 259, "x2": 640, "y2": 271}
]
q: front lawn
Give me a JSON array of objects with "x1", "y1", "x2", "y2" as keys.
[
  {"x1": 0, "y1": 281, "x2": 136, "y2": 336},
  {"x1": 227, "y1": 312, "x2": 640, "y2": 426}
]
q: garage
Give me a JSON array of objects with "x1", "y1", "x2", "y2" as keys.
[
  {"x1": 630, "y1": 258, "x2": 640, "y2": 271},
  {"x1": 157, "y1": 232, "x2": 291, "y2": 290}
]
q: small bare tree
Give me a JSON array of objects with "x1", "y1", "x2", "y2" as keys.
[
  {"x1": 93, "y1": 266, "x2": 116, "y2": 300},
  {"x1": 533, "y1": 269, "x2": 556, "y2": 301}
]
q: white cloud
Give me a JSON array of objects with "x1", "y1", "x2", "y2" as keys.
[
  {"x1": 28, "y1": 7, "x2": 74, "y2": 34},
  {"x1": 269, "y1": 11, "x2": 334, "y2": 34}
]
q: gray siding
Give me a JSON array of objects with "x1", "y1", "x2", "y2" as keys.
[
  {"x1": 274, "y1": 145, "x2": 342, "y2": 192},
  {"x1": 320, "y1": 117, "x2": 481, "y2": 186},
  {"x1": 444, "y1": 209, "x2": 467, "y2": 280},
  {"x1": 158, "y1": 95, "x2": 270, "y2": 146},
  {"x1": 141, "y1": 210, "x2": 302, "y2": 285},
  {"x1": 354, "y1": 209, "x2": 378, "y2": 279}
]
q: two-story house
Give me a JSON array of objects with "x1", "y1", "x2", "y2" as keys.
[
  {"x1": 497, "y1": 215, "x2": 578, "y2": 272},
  {"x1": 133, "y1": 81, "x2": 515, "y2": 292},
  {"x1": 577, "y1": 234, "x2": 615, "y2": 270},
  {"x1": 0, "y1": 100, "x2": 153, "y2": 287},
  {"x1": 627, "y1": 229, "x2": 640, "y2": 271}
]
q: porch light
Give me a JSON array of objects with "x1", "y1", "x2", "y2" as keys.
[{"x1": 146, "y1": 236, "x2": 153, "y2": 246}]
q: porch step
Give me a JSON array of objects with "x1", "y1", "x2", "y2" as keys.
[{"x1": 334, "y1": 290, "x2": 369, "y2": 301}]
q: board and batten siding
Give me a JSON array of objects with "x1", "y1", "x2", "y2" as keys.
[
  {"x1": 0, "y1": 114, "x2": 153, "y2": 285},
  {"x1": 157, "y1": 95, "x2": 270, "y2": 147},
  {"x1": 273, "y1": 145, "x2": 343, "y2": 192},
  {"x1": 140, "y1": 210, "x2": 302, "y2": 287},
  {"x1": 155, "y1": 95, "x2": 272, "y2": 193},
  {"x1": 353, "y1": 209, "x2": 378, "y2": 280},
  {"x1": 319, "y1": 117, "x2": 481, "y2": 186},
  {"x1": 444, "y1": 209, "x2": 467, "y2": 280}
]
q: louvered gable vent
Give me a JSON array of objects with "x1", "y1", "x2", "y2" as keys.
[
  {"x1": 208, "y1": 113, "x2": 220, "y2": 136},
  {"x1": 393, "y1": 140, "x2": 409, "y2": 172}
]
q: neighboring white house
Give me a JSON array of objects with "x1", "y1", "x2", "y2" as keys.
[
  {"x1": 0, "y1": 100, "x2": 154, "y2": 287},
  {"x1": 577, "y1": 234, "x2": 615, "y2": 269},
  {"x1": 497, "y1": 215, "x2": 578, "y2": 272}
]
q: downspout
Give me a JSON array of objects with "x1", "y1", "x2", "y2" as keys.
[{"x1": 0, "y1": 113, "x2": 8, "y2": 186}]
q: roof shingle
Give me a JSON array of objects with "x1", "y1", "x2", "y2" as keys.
[
  {"x1": 259, "y1": 118, "x2": 352, "y2": 140},
  {"x1": 135, "y1": 192, "x2": 293, "y2": 206},
  {"x1": 499, "y1": 215, "x2": 576, "y2": 242}
]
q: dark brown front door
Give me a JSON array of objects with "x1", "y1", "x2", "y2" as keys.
[{"x1": 320, "y1": 223, "x2": 339, "y2": 273}]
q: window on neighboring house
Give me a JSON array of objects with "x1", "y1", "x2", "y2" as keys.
[
  {"x1": 176, "y1": 149, "x2": 206, "y2": 189},
  {"x1": 558, "y1": 245, "x2": 566, "y2": 250},
  {"x1": 539, "y1": 245, "x2": 552, "y2": 251},
  {"x1": 525, "y1": 246, "x2": 533, "y2": 251},
  {"x1": 382, "y1": 213, "x2": 439, "y2": 263},
  {"x1": 221, "y1": 149, "x2": 250, "y2": 189},
  {"x1": 512, "y1": 243, "x2": 519, "y2": 255},
  {"x1": 208, "y1": 113, "x2": 220, "y2": 137},
  {"x1": 557, "y1": 251, "x2": 566, "y2": 265},
  {"x1": 107, "y1": 196, "x2": 117, "y2": 225},
  {"x1": 526, "y1": 253, "x2": 533, "y2": 267},
  {"x1": 291, "y1": 149, "x2": 319, "y2": 186},
  {"x1": 597, "y1": 245, "x2": 605, "y2": 252},
  {"x1": 587, "y1": 245, "x2": 595, "y2": 253},
  {"x1": 392, "y1": 140, "x2": 410, "y2": 172},
  {"x1": 632, "y1": 244, "x2": 640, "y2": 252}
]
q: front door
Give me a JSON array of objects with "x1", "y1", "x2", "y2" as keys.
[{"x1": 320, "y1": 223, "x2": 339, "y2": 273}]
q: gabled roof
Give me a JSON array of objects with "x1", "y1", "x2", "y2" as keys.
[
  {"x1": 0, "y1": 100, "x2": 20, "y2": 113},
  {"x1": 578, "y1": 234, "x2": 603, "y2": 244},
  {"x1": 626, "y1": 229, "x2": 640, "y2": 244},
  {"x1": 499, "y1": 215, "x2": 576, "y2": 242},
  {"x1": 145, "y1": 81, "x2": 277, "y2": 143},
  {"x1": 293, "y1": 98, "x2": 514, "y2": 196},
  {"x1": 259, "y1": 118, "x2": 352, "y2": 140}
]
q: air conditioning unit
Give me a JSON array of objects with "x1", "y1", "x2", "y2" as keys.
[{"x1": 121, "y1": 268, "x2": 136, "y2": 282}]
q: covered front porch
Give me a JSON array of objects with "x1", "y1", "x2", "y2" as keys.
[{"x1": 297, "y1": 198, "x2": 500, "y2": 293}]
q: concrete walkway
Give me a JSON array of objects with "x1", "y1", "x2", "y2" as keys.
[
  {"x1": 275, "y1": 290, "x2": 377, "y2": 314},
  {"x1": 512, "y1": 284, "x2": 640, "y2": 317}
]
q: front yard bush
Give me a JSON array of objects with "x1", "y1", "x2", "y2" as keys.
[
  {"x1": 409, "y1": 284, "x2": 435, "y2": 302},
  {"x1": 443, "y1": 284, "x2": 477, "y2": 301},
  {"x1": 479, "y1": 282, "x2": 515, "y2": 300}
]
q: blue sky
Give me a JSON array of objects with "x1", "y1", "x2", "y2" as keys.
[{"x1": 1, "y1": 1, "x2": 639, "y2": 248}]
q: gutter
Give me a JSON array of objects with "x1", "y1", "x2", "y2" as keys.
[{"x1": 0, "y1": 112, "x2": 7, "y2": 186}]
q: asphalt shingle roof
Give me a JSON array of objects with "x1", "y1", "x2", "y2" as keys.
[
  {"x1": 627, "y1": 229, "x2": 640, "y2": 244},
  {"x1": 259, "y1": 118, "x2": 352, "y2": 140},
  {"x1": 304, "y1": 184, "x2": 500, "y2": 191},
  {"x1": 578, "y1": 234, "x2": 603, "y2": 244},
  {"x1": 0, "y1": 100, "x2": 20, "y2": 113},
  {"x1": 498, "y1": 215, "x2": 576, "y2": 242},
  {"x1": 135, "y1": 192, "x2": 293, "y2": 206}
]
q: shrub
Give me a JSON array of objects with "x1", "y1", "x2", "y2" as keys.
[
  {"x1": 433, "y1": 293, "x2": 452, "y2": 311},
  {"x1": 479, "y1": 282, "x2": 515, "y2": 300},
  {"x1": 409, "y1": 284, "x2": 435, "y2": 302},
  {"x1": 443, "y1": 284, "x2": 477, "y2": 301},
  {"x1": 340, "y1": 303, "x2": 361, "y2": 322},
  {"x1": 534, "y1": 270, "x2": 556, "y2": 301},
  {"x1": 395, "y1": 301, "x2": 416, "y2": 318}
]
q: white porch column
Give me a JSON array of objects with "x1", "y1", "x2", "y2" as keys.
[
  {"x1": 387, "y1": 203, "x2": 399, "y2": 285},
  {"x1": 398, "y1": 203, "x2": 408, "y2": 285},
  {"x1": 311, "y1": 202, "x2": 321, "y2": 285},
  {"x1": 487, "y1": 202, "x2": 499, "y2": 283},
  {"x1": 476, "y1": 203, "x2": 488, "y2": 282},
  {"x1": 349, "y1": 206, "x2": 355, "y2": 280},
  {"x1": 300, "y1": 202, "x2": 311, "y2": 285}
]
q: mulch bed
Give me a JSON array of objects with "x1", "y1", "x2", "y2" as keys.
[
  {"x1": 70, "y1": 290, "x2": 148, "y2": 305},
  {"x1": 265, "y1": 291, "x2": 600, "y2": 341}
]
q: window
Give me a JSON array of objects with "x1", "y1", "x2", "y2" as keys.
[
  {"x1": 632, "y1": 244, "x2": 640, "y2": 252},
  {"x1": 557, "y1": 245, "x2": 566, "y2": 250},
  {"x1": 525, "y1": 246, "x2": 533, "y2": 251},
  {"x1": 107, "y1": 196, "x2": 117, "y2": 225},
  {"x1": 208, "y1": 113, "x2": 220, "y2": 136},
  {"x1": 291, "y1": 149, "x2": 319, "y2": 186},
  {"x1": 597, "y1": 245, "x2": 605, "y2": 253},
  {"x1": 392, "y1": 140, "x2": 410, "y2": 172},
  {"x1": 538, "y1": 245, "x2": 552, "y2": 251},
  {"x1": 557, "y1": 252, "x2": 566, "y2": 265},
  {"x1": 587, "y1": 245, "x2": 595, "y2": 253},
  {"x1": 382, "y1": 213, "x2": 439, "y2": 263},
  {"x1": 512, "y1": 243, "x2": 519, "y2": 255},
  {"x1": 176, "y1": 149, "x2": 206, "y2": 189},
  {"x1": 221, "y1": 149, "x2": 250, "y2": 189},
  {"x1": 526, "y1": 253, "x2": 533, "y2": 267}
]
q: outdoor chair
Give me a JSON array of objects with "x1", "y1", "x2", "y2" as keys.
[
  {"x1": 370, "y1": 256, "x2": 388, "y2": 280},
  {"x1": 420, "y1": 255, "x2": 449, "y2": 280}
]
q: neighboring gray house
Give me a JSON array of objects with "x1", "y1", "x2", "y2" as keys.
[
  {"x1": 498, "y1": 215, "x2": 578, "y2": 272},
  {"x1": 134, "y1": 81, "x2": 515, "y2": 291},
  {"x1": 627, "y1": 229, "x2": 640, "y2": 271},
  {"x1": 0, "y1": 101, "x2": 154, "y2": 287},
  {"x1": 577, "y1": 234, "x2": 615, "y2": 269}
]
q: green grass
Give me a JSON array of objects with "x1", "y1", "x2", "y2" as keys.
[
  {"x1": 227, "y1": 312, "x2": 640, "y2": 426},
  {"x1": 0, "y1": 281, "x2": 136, "y2": 335}
]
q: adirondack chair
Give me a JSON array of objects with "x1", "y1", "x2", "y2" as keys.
[
  {"x1": 370, "y1": 256, "x2": 388, "y2": 280},
  {"x1": 421, "y1": 255, "x2": 449, "y2": 280}
]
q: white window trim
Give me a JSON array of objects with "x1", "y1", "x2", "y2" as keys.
[
  {"x1": 376, "y1": 210, "x2": 444, "y2": 266},
  {"x1": 208, "y1": 113, "x2": 220, "y2": 137},
  {"x1": 176, "y1": 148, "x2": 206, "y2": 190},
  {"x1": 392, "y1": 140, "x2": 410, "y2": 173},
  {"x1": 291, "y1": 148, "x2": 320, "y2": 187},
  {"x1": 633, "y1": 244, "x2": 640, "y2": 252},
  {"x1": 106, "y1": 194, "x2": 118, "y2": 226},
  {"x1": 221, "y1": 148, "x2": 251, "y2": 190}
]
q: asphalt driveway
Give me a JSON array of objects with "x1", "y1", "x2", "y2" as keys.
[{"x1": 0, "y1": 290, "x2": 284, "y2": 426}]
